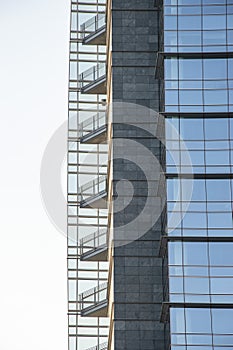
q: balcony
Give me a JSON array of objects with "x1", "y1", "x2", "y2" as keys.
[
  {"x1": 80, "y1": 13, "x2": 106, "y2": 45},
  {"x1": 79, "y1": 176, "x2": 107, "y2": 209},
  {"x1": 84, "y1": 343, "x2": 108, "y2": 350},
  {"x1": 79, "y1": 63, "x2": 106, "y2": 94},
  {"x1": 80, "y1": 228, "x2": 108, "y2": 261},
  {"x1": 79, "y1": 282, "x2": 108, "y2": 317},
  {"x1": 79, "y1": 112, "x2": 107, "y2": 144}
]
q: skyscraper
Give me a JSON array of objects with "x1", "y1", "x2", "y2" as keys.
[{"x1": 67, "y1": 1, "x2": 233, "y2": 350}]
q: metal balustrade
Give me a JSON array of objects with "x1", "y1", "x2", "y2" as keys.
[
  {"x1": 79, "y1": 282, "x2": 108, "y2": 313},
  {"x1": 78, "y1": 175, "x2": 107, "y2": 207},
  {"x1": 78, "y1": 63, "x2": 106, "y2": 92},
  {"x1": 80, "y1": 13, "x2": 106, "y2": 41},
  {"x1": 79, "y1": 112, "x2": 107, "y2": 141},
  {"x1": 80, "y1": 228, "x2": 108, "y2": 260}
]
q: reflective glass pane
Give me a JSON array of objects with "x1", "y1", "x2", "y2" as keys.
[
  {"x1": 185, "y1": 308, "x2": 211, "y2": 333},
  {"x1": 183, "y1": 242, "x2": 208, "y2": 265}
]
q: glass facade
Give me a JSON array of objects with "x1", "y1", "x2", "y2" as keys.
[
  {"x1": 163, "y1": 1, "x2": 233, "y2": 350},
  {"x1": 165, "y1": 58, "x2": 233, "y2": 112},
  {"x1": 68, "y1": 2, "x2": 109, "y2": 350}
]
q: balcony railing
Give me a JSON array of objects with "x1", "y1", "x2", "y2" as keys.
[
  {"x1": 78, "y1": 63, "x2": 106, "y2": 92},
  {"x1": 79, "y1": 112, "x2": 107, "y2": 141},
  {"x1": 78, "y1": 176, "x2": 107, "y2": 207},
  {"x1": 80, "y1": 13, "x2": 106, "y2": 42},
  {"x1": 80, "y1": 228, "x2": 108, "y2": 259},
  {"x1": 79, "y1": 282, "x2": 108, "y2": 313},
  {"x1": 85, "y1": 343, "x2": 108, "y2": 350}
]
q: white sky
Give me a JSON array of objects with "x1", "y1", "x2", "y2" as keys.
[{"x1": 0, "y1": 1, "x2": 69, "y2": 349}]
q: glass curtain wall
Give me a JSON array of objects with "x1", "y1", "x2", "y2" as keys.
[
  {"x1": 162, "y1": 0, "x2": 233, "y2": 349},
  {"x1": 68, "y1": 1, "x2": 109, "y2": 350}
]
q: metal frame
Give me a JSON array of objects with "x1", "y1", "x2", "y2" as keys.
[{"x1": 68, "y1": 1, "x2": 109, "y2": 350}]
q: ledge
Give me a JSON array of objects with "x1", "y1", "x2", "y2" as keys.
[{"x1": 83, "y1": 25, "x2": 106, "y2": 45}]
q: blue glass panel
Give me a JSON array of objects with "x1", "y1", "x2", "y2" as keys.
[
  {"x1": 184, "y1": 277, "x2": 210, "y2": 294},
  {"x1": 180, "y1": 90, "x2": 203, "y2": 105},
  {"x1": 205, "y1": 140, "x2": 229, "y2": 150},
  {"x1": 168, "y1": 211, "x2": 182, "y2": 226},
  {"x1": 179, "y1": 81, "x2": 202, "y2": 89},
  {"x1": 212, "y1": 309, "x2": 233, "y2": 334},
  {"x1": 209, "y1": 243, "x2": 233, "y2": 265},
  {"x1": 205, "y1": 105, "x2": 228, "y2": 112},
  {"x1": 185, "y1": 295, "x2": 211, "y2": 303},
  {"x1": 165, "y1": 58, "x2": 178, "y2": 80},
  {"x1": 208, "y1": 212, "x2": 233, "y2": 228},
  {"x1": 187, "y1": 347, "x2": 212, "y2": 350},
  {"x1": 178, "y1": 6, "x2": 202, "y2": 15},
  {"x1": 167, "y1": 178, "x2": 180, "y2": 201},
  {"x1": 184, "y1": 266, "x2": 209, "y2": 276},
  {"x1": 188, "y1": 179, "x2": 206, "y2": 201},
  {"x1": 183, "y1": 228, "x2": 208, "y2": 236},
  {"x1": 164, "y1": 16, "x2": 177, "y2": 30},
  {"x1": 203, "y1": 5, "x2": 226, "y2": 14},
  {"x1": 180, "y1": 105, "x2": 203, "y2": 112},
  {"x1": 178, "y1": 0, "x2": 201, "y2": 4},
  {"x1": 204, "y1": 80, "x2": 228, "y2": 89},
  {"x1": 203, "y1": 14, "x2": 226, "y2": 29},
  {"x1": 178, "y1": 46, "x2": 202, "y2": 53},
  {"x1": 164, "y1": 6, "x2": 178, "y2": 15},
  {"x1": 211, "y1": 277, "x2": 233, "y2": 294},
  {"x1": 178, "y1": 15, "x2": 201, "y2": 30},
  {"x1": 204, "y1": 90, "x2": 228, "y2": 105},
  {"x1": 166, "y1": 118, "x2": 179, "y2": 139},
  {"x1": 207, "y1": 202, "x2": 232, "y2": 211},
  {"x1": 228, "y1": 5, "x2": 233, "y2": 14},
  {"x1": 169, "y1": 266, "x2": 183, "y2": 275},
  {"x1": 169, "y1": 241, "x2": 183, "y2": 265},
  {"x1": 183, "y1": 202, "x2": 206, "y2": 211},
  {"x1": 170, "y1": 277, "x2": 184, "y2": 293},
  {"x1": 183, "y1": 150, "x2": 204, "y2": 165},
  {"x1": 211, "y1": 266, "x2": 233, "y2": 276},
  {"x1": 182, "y1": 212, "x2": 207, "y2": 228},
  {"x1": 206, "y1": 179, "x2": 231, "y2": 201},
  {"x1": 204, "y1": 59, "x2": 227, "y2": 79},
  {"x1": 203, "y1": 0, "x2": 226, "y2": 3},
  {"x1": 208, "y1": 228, "x2": 233, "y2": 236},
  {"x1": 179, "y1": 59, "x2": 202, "y2": 79},
  {"x1": 170, "y1": 308, "x2": 185, "y2": 333},
  {"x1": 178, "y1": 31, "x2": 201, "y2": 46},
  {"x1": 171, "y1": 334, "x2": 186, "y2": 345},
  {"x1": 166, "y1": 90, "x2": 179, "y2": 105},
  {"x1": 183, "y1": 242, "x2": 208, "y2": 265},
  {"x1": 229, "y1": 89, "x2": 233, "y2": 104},
  {"x1": 186, "y1": 334, "x2": 212, "y2": 345},
  {"x1": 228, "y1": 59, "x2": 233, "y2": 78},
  {"x1": 228, "y1": 30, "x2": 233, "y2": 44},
  {"x1": 213, "y1": 335, "x2": 233, "y2": 345},
  {"x1": 165, "y1": 31, "x2": 178, "y2": 46},
  {"x1": 205, "y1": 118, "x2": 229, "y2": 140},
  {"x1": 165, "y1": 80, "x2": 179, "y2": 89},
  {"x1": 203, "y1": 30, "x2": 226, "y2": 45},
  {"x1": 180, "y1": 118, "x2": 204, "y2": 140},
  {"x1": 184, "y1": 140, "x2": 205, "y2": 149},
  {"x1": 206, "y1": 150, "x2": 229, "y2": 165},
  {"x1": 185, "y1": 308, "x2": 211, "y2": 333},
  {"x1": 227, "y1": 14, "x2": 233, "y2": 28}
]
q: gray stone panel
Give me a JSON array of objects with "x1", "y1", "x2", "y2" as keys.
[{"x1": 111, "y1": 0, "x2": 165, "y2": 349}]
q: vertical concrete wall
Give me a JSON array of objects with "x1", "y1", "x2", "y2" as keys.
[{"x1": 111, "y1": 1, "x2": 165, "y2": 349}]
